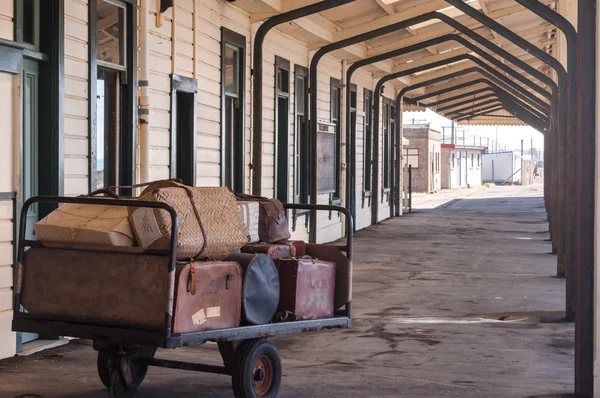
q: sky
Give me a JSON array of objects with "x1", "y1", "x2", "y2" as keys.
[{"x1": 403, "y1": 109, "x2": 544, "y2": 153}]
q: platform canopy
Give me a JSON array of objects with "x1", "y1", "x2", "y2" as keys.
[{"x1": 238, "y1": 0, "x2": 557, "y2": 128}]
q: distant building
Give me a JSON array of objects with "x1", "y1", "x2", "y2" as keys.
[
  {"x1": 402, "y1": 124, "x2": 441, "y2": 193},
  {"x1": 482, "y1": 152, "x2": 523, "y2": 184},
  {"x1": 441, "y1": 144, "x2": 486, "y2": 189}
]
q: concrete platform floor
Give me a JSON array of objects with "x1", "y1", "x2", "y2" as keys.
[{"x1": 0, "y1": 184, "x2": 574, "y2": 397}]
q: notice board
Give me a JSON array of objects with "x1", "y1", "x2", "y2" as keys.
[{"x1": 317, "y1": 121, "x2": 337, "y2": 193}]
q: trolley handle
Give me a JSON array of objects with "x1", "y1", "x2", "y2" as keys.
[
  {"x1": 281, "y1": 203, "x2": 353, "y2": 261},
  {"x1": 17, "y1": 196, "x2": 180, "y2": 272}
]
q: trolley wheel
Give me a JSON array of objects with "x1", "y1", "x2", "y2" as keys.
[
  {"x1": 97, "y1": 349, "x2": 153, "y2": 389},
  {"x1": 109, "y1": 370, "x2": 136, "y2": 398},
  {"x1": 232, "y1": 339, "x2": 282, "y2": 398}
]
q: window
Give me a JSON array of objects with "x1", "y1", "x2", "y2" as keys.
[
  {"x1": 170, "y1": 75, "x2": 197, "y2": 186},
  {"x1": 477, "y1": 153, "x2": 480, "y2": 168},
  {"x1": 274, "y1": 56, "x2": 290, "y2": 202},
  {"x1": 363, "y1": 89, "x2": 372, "y2": 194},
  {"x1": 452, "y1": 153, "x2": 455, "y2": 169},
  {"x1": 293, "y1": 65, "x2": 308, "y2": 205},
  {"x1": 221, "y1": 28, "x2": 246, "y2": 193},
  {"x1": 403, "y1": 148, "x2": 419, "y2": 168},
  {"x1": 22, "y1": 0, "x2": 40, "y2": 50},
  {"x1": 91, "y1": 0, "x2": 136, "y2": 194},
  {"x1": 382, "y1": 100, "x2": 392, "y2": 189},
  {"x1": 15, "y1": 0, "x2": 64, "y2": 350},
  {"x1": 329, "y1": 78, "x2": 342, "y2": 199},
  {"x1": 471, "y1": 153, "x2": 474, "y2": 168}
]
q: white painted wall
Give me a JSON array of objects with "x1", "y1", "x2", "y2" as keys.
[
  {"x1": 0, "y1": 72, "x2": 16, "y2": 361},
  {"x1": 482, "y1": 152, "x2": 517, "y2": 183},
  {"x1": 64, "y1": 0, "x2": 90, "y2": 196}
]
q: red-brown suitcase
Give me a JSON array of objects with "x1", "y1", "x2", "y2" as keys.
[
  {"x1": 276, "y1": 258, "x2": 336, "y2": 320},
  {"x1": 173, "y1": 261, "x2": 243, "y2": 334},
  {"x1": 241, "y1": 242, "x2": 296, "y2": 259}
]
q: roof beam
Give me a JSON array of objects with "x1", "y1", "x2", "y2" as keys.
[
  {"x1": 477, "y1": 0, "x2": 499, "y2": 39},
  {"x1": 367, "y1": 3, "x2": 552, "y2": 57},
  {"x1": 374, "y1": 0, "x2": 395, "y2": 15},
  {"x1": 333, "y1": 0, "x2": 448, "y2": 41}
]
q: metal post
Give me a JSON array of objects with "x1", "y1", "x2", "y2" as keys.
[
  {"x1": 251, "y1": 0, "x2": 355, "y2": 196},
  {"x1": 575, "y1": 0, "x2": 595, "y2": 394},
  {"x1": 521, "y1": 139, "x2": 524, "y2": 185},
  {"x1": 408, "y1": 165, "x2": 412, "y2": 214},
  {"x1": 451, "y1": 121, "x2": 455, "y2": 144}
]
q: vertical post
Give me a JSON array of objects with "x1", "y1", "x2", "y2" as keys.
[
  {"x1": 575, "y1": 0, "x2": 595, "y2": 394},
  {"x1": 451, "y1": 121, "x2": 455, "y2": 144},
  {"x1": 495, "y1": 127, "x2": 498, "y2": 152},
  {"x1": 521, "y1": 139, "x2": 524, "y2": 185},
  {"x1": 492, "y1": 159, "x2": 495, "y2": 183},
  {"x1": 408, "y1": 164, "x2": 412, "y2": 213}
]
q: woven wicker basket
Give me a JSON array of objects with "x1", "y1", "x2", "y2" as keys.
[{"x1": 129, "y1": 182, "x2": 249, "y2": 260}]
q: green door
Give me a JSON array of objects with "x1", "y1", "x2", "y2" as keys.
[{"x1": 20, "y1": 58, "x2": 40, "y2": 346}]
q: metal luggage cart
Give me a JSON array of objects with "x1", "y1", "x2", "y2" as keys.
[{"x1": 12, "y1": 196, "x2": 353, "y2": 398}]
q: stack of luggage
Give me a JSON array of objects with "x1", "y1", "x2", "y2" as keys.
[{"x1": 28, "y1": 179, "x2": 344, "y2": 334}]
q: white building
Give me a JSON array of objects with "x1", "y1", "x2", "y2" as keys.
[{"x1": 441, "y1": 144, "x2": 485, "y2": 189}]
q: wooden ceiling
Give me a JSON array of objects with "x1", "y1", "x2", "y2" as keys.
[{"x1": 237, "y1": 0, "x2": 561, "y2": 129}]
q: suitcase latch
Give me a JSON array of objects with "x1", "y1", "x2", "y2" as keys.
[{"x1": 226, "y1": 274, "x2": 233, "y2": 290}]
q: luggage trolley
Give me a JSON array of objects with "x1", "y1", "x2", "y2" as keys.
[{"x1": 12, "y1": 196, "x2": 353, "y2": 398}]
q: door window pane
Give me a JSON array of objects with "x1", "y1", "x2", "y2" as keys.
[
  {"x1": 96, "y1": 67, "x2": 120, "y2": 189},
  {"x1": 97, "y1": 0, "x2": 125, "y2": 65},
  {"x1": 23, "y1": 0, "x2": 39, "y2": 48},
  {"x1": 224, "y1": 46, "x2": 239, "y2": 97}
]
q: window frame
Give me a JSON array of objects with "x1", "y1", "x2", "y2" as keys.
[
  {"x1": 170, "y1": 74, "x2": 198, "y2": 185},
  {"x1": 220, "y1": 27, "x2": 246, "y2": 193},
  {"x1": 13, "y1": 0, "x2": 65, "y2": 352},
  {"x1": 274, "y1": 56, "x2": 290, "y2": 203},
  {"x1": 362, "y1": 88, "x2": 372, "y2": 206},
  {"x1": 293, "y1": 64, "x2": 309, "y2": 206},
  {"x1": 89, "y1": 0, "x2": 137, "y2": 195},
  {"x1": 403, "y1": 148, "x2": 419, "y2": 169},
  {"x1": 329, "y1": 77, "x2": 342, "y2": 202}
]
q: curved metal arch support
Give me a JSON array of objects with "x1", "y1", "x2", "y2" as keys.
[
  {"x1": 445, "y1": 1, "x2": 571, "y2": 288},
  {"x1": 414, "y1": 83, "x2": 550, "y2": 124},
  {"x1": 308, "y1": 9, "x2": 561, "y2": 240},
  {"x1": 344, "y1": 39, "x2": 553, "y2": 219},
  {"x1": 454, "y1": 101, "x2": 545, "y2": 131},
  {"x1": 250, "y1": 0, "x2": 355, "y2": 195},
  {"x1": 343, "y1": 32, "x2": 554, "y2": 221},
  {"x1": 371, "y1": 62, "x2": 553, "y2": 223},
  {"x1": 436, "y1": 93, "x2": 501, "y2": 113},
  {"x1": 512, "y1": 0, "x2": 578, "y2": 327},
  {"x1": 448, "y1": 98, "x2": 516, "y2": 118},
  {"x1": 426, "y1": 87, "x2": 509, "y2": 108},
  {"x1": 372, "y1": 62, "x2": 552, "y2": 223},
  {"x1": 405, "y1": 78, "x2": 549, "y2": 124},
  {"x1": 388, "y1": 74, "x2": 550, "y2": 218}
]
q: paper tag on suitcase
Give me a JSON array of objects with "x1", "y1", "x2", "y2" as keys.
[{"x1": 131, "y1": 208, "x2": 162, "y2": 248}]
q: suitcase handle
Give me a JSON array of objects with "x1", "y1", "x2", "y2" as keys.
[{"x1": 281, "y1": 203, "x2": 353, "y2": 261}]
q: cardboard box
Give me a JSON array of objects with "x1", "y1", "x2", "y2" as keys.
[{"x1": 34, "y1": 203, "x2": 136, "y2": 247}]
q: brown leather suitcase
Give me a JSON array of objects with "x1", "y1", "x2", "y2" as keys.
[
  {"x1": 241, "y1": 242, "x2": 296, "y2": 260},
  {"x1": 276, "y1": 258, "x2": 336, "y2": 320},
  {"x1": 234, "y1": 194, "x2": 291, "y2": 242},
  {"x1": 173, "y1": 261, "x2": 243, "y2": 334}
]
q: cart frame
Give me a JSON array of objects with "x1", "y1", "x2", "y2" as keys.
[{"x1": 12, "y1": 195, "x2": 353, "y2": 396}]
